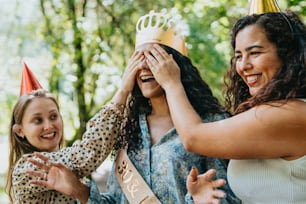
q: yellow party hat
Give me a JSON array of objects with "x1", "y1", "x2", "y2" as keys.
[{"x1": 249, "y1": 0, "x2": 281, "y2": 15}]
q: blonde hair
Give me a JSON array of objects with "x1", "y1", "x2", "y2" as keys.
[{"x1": 5, "y1": 89, "x2": 64, "y2": 202}]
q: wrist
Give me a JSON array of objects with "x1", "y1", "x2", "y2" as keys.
[
  {"x1": 163, "y1": 81, "x2": 183, "y2": 93},
  {"x1": 72, "y1": 183, "x2": 89, "y2": 204},
  {"x1": 116, "y1": 88, "x2": 130, "y2": 98},
  {"x1": 109, "y1": 101, "x2": 125, "y2": 112},
  {"x1": 112, "y1": 89, "x2": 130, "y2": 104}
]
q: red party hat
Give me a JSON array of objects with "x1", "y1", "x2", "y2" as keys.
[{"x1": 20, "y1": 62, "x2": 43, "y2": 96}]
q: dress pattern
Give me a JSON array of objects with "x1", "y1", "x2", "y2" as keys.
[{"x1": 12, "y1": 105, "x2": 123, "y2": 204}]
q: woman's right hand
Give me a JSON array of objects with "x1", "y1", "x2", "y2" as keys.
[{"x1": 27, "y1": 152, "x2": 89, "y2": 203}]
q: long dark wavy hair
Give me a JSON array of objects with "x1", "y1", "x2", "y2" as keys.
[
  {"x1": 225, "y1": 10, "x2": 306, "y2": 114},
  {"x1": 113, "y1": 45, "x2": 226, "y2": 154}
]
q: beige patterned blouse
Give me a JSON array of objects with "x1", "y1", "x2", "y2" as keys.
[{"x1": 12, "y1": 105, "x2": 123, "y2": 203}]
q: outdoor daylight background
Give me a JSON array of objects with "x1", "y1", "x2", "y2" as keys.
[{"x1": 0, "y1": 0, "x2": 305, "y2": 203}]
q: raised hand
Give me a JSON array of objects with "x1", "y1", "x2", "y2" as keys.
[
  {"x1": 26, "y1": 152, "x2": 89, "y2": 203},
  {"x1": 111, "y1": 51, "x2": 144, "y2": 107},
  {"x1": 187, "y1": 168, "x2": 226, "y2": 204},
  {"x1": 144, "y1": 44, "x2": 181, "y2": 90},
  {"x1": 120, "y1": 51, "x2": 144, "y2": 94}
]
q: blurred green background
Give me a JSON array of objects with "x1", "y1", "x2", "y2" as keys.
[{"x1": 0, "y1": 0, "x2": 305, "y2": 203}]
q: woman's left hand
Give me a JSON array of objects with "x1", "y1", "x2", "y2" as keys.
[
  {"x1": 26, "y1": 152, "x2": 86, "y2": 198},
  {"x1": 187, "y1": 168, "x2": 227, "y2": 204}
]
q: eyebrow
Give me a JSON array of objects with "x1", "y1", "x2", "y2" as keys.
[
  {"x1": 31, "y1": 112, "x2": 42, "y2": 116},
  {"x1": 30, "y1": 109, "x2": 58, "y2": 116},
  {"x1": 235, "y1": 45, "x2": 264, "y2": 53}
]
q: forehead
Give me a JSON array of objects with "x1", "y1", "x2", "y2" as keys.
[
  {"x1": 25, "y1": 97, "x2": 58, "y2": 113},
  {"x1": 235, "y1": 25, "x2": 270, "y2": 48},
  {"x1": 136, "y1": 43, "x2": 155, "y2": 52}
]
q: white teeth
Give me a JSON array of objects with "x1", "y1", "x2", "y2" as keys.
[
  {"x1": 246, "y1": 75, "x2": 258, "y2": 83},
  {"x1": 42, "y1": 133, "x2": 54, "y2": 138},
  {"x1": 141, "y1": 75, "x2": 154, "y2": 80}
]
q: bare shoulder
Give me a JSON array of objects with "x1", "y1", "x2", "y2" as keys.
[
  {"x1": 252, "y1": 99, "x2": 306, "y2": 116},
  {"x1": 250, "y1": 99, "x2": 306, "y2": 130},
  {"x1": 221, "y1": 99, "x2": 306, "y2": 130}
]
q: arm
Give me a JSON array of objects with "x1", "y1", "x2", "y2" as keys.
[
  {"x1": 36, "y1": 51, "x2": 144, "y2": 176},
  {"x1": 12, "y1": 51, "x2": 144, "y2": 199},
  {"x1": 50, "y1": 104, "x2": 122, "y2": 176},
  {"x1": 146, "y1": 44, "x2": 306, "y2": 159}
]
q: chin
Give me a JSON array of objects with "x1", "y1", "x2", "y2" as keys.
[{"x1": 249, "y1": 88, "x2": 260, "y2": 96}]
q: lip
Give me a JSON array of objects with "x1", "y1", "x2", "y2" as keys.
[
  {"x1": 139, "y1": 73, "x2": 155, "y2": 83},
  {"x1": 140, "y1": 74, "x2": 154, "y2": 79},
  {"x1": 41, "y1": 131, "x2": 57, "y2": 140},
  {"x1": 244, "y1": 74, "x2": 261, "y2": 86}
]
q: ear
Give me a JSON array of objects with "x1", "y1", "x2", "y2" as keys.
[{"x1": 13, "y1": 124, "x2": 25, "y2": 138}]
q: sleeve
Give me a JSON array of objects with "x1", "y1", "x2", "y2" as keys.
[
  {"x1": 185, "y1": 193, "x2": 195, "y2": 204},
  {"x1": 12, "y1": 105, "x2": 123, "y2": 198},
  {"x1": 85, "y1": 181, "x2": 116, "y2": 204},
  {"x1": 49, "y1": 105, "x2": 123, "y2": 177}
]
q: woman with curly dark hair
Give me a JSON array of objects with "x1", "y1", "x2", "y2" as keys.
[
  {"x1": 148, "y1": 10, "x2": 306, "y2": 204},
  {"x1": 105, "y1": 44, "x2": 239, "y2": 204},
  {"x1": 117, "y1": 43, "x2": 226, "y2": 155},
  {"x1": 225, "y1": 10, "x2": 306, "y2": 115}
]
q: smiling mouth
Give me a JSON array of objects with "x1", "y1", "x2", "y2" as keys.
[
  {"x1": 246, "y1": 75, "x2": 260, "y2": 84},
  {"x1": 140, "y1": 75, "x2": 155, "y2": 82},
  {"x1": 41, "y1": 132, "x2": 56, "y2": 139}
]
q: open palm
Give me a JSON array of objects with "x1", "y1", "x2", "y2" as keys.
[
  {"x1": 187, "y1": 168, "x2": 226, "y2": 204},
  {"x1": 26, "y1": 153, "x2": 81, "y2": 196}
]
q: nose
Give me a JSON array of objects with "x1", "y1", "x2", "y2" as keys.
[
  {"x1": 43, "y1": 120, "x2": 53, "y2": 131},
  {"x1": 238, "y1": 56, "x2": 252, "y2": 71}
]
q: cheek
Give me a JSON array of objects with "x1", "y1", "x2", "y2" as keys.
[
  {"x1": 261, "y1": 54, "x2": 282, "y2": 77},
  {"x1": 235, "y1": 64, "x2": 243, "y2": 77},
  {"x1": 262, "y1": 64, "x2": 280, "y2": 81},
  {"x1": 55, "y1": 119, "x2": 63, "y2": 131},
  {"x1": 23, "y1": 126, "x2": 41, "y2": 139}
]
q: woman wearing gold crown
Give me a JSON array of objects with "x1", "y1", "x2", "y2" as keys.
[
  {"x1": 25, "y1": 10, "x2": 241, "y2": 204},
  {"x1": 146, "y1": 1, "x2": 306, "y2": 203}
]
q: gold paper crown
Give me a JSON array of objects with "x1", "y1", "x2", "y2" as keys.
[
  {"x1": 249, "y1": 0, "x2": 281, "y2": 15},
  {"x1": 135, "y1": 10, "x2": 187, "y2": 56}
]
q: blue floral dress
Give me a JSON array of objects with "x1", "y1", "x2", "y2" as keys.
[{"x1": 86, "y1": 113, "x2": 241, "y2": 204}]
